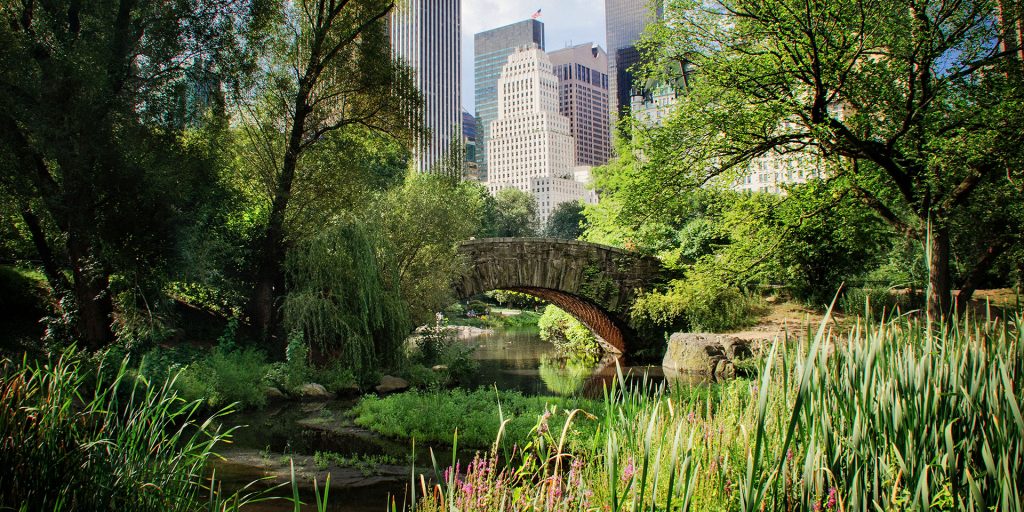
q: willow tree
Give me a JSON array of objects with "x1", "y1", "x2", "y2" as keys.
[
  {"x1": 631, "y1": 0, "x2": 1024, "y2": 317},
  {"x1": 238, "y1": 0, "x2": 422, "y2": 339}
]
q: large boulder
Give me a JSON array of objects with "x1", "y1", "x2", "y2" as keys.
[
  {"x1": 375, "y1": 375, "x2": 410, "y2": 394},
  {"x1": 298, "y1": 383, "x2": 334, "y2": 400},
  {"x1": 663, "y1": 333, "x2": 752, "y2": 381}
]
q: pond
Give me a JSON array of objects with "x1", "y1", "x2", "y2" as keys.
[{"x1": 212, "y1": 328, "x2": 666, "y2": 511}]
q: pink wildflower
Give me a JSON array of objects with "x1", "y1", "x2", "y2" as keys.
[{"x1": 621, "y1": 456, "x2": 636, "y2": 483}]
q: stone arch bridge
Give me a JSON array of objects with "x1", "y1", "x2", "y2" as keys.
[{"x1": 454, "y1": 238, "x2": 669, "y2": 354}]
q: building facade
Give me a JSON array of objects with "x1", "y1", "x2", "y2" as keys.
[
  {"x1": 462, "y1": 110, "x2": 481, "y2": 181},
  {"x1": 549, "y1": 44, "x2": 612, "y2": 167},
  {"x1": 486, "y1": 46, "x2": 596, "y2": 224},
  {"x1": 390, "y1": 0, "x2": 461, "y2": 173},
  {"x1": 605, "y1": 0, "x2": 661, "y2": 116},
  {"x1": 474, "y1": 19, "x2": 545, "y2": 182}
]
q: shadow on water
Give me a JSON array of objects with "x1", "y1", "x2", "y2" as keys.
[{"x1": 213, "y1": 328, "x2": 684, "y2": 510}]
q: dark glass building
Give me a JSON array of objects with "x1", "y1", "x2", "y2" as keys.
[
  {"x1": 473, "y1": 19, "x2": 545, "y2": 181},
  {"x1": 605, "y1": 0, "x2": 661, "y2": 116}
]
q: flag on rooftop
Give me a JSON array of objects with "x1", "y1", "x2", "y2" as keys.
[{"x1": 531, "y1": 9, "x2": 542, "y2": 19}]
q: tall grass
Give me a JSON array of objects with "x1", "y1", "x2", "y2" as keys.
[
  {"x1": 409, "y1": 307, "x2": 1023, "y2": 511},
  {"x1": 0, "y1": 349, "x2": 262, "y2": 511}
]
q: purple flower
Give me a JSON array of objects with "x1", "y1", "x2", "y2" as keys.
[
  {"x1": 621, "y1": 456, "x2": 636, "y2": 483},
  {"x1": 826, "y1": 487, "x2": 837, "y2": 509}
]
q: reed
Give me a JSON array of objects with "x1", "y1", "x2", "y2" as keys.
[
  {"x1": 407, "y1": 306, "x2": 1023, "y2": 511},
  {"x1": 0, "y1": 349, "x2": 267, "y2": 511}
]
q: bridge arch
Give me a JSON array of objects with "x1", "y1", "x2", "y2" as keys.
[{"x1": 454, "y1": 238, "x2": 666, "y2": 354}]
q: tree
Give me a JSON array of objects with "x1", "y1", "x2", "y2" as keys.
[
  {"x1": 370, "y1": 173, "x2": 482, "y2": 326},
  {"x1": 633, "y1": 0, "x2": 1024, "y2": 317},
  {"x1": 237, "y1": 0, "x2": 422, "y2": 339},
  {"x1": 545, "y1": 201, "x2": 587, "y2": 240},
  {"x1": 493, "y1": 188, "x2": 539, "y2": 238},
  {"x1": 0, "y1": 0, "x2": 264, "y2": 349}
]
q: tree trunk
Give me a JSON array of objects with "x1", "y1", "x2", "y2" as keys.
[
  {"x1": 249, "y1": 87, "x2": 310, "y2": 341},
  {"x1": 68, "y1": 235, "x2": 115, "y2": 350},
  {"x1": 954, "y1": 242, "x2": 1008, "y2": 314},
  {"x1": 927, "y1": 226, "x2": 953, "y2": 320},
  {"x1": 20, "y1": 205, "x2": 70, "y2": 293}
]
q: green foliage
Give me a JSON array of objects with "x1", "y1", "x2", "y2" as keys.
[
  {"x1": 404, "y1": 325, "x2": 478, "y2": 387},
  {"x1": 538, "y1": 305, "x2": 602, "y2": 358},
  {"x1": 370, "y1": 173, "x2": 481, "y2": 326},
  {"x1": 488, "y1": 290, "x2": 547, "y2": 309},
  {"x1": 174, "y1": 344, "x2": 269, "y2": 409},
  {"x1": 283, "y1": 216, "x2": 409, "y2": 379},
  {"x1": 414, "y1": 308, "x2": 1024, "y2": 511},
  {"x1": 351, "y1": 388, "x2": 601, "y2": 450},
  {"x1": 0, "y1": 349, "x2": 239, "y2": 511},
  {"x1": 632, "y1": 272, "x2": 767, "y2": 333},
  {"x1": 545, "y1": 201, "x2": 587, "y2": 240},
  {"x1": 629, "y1": 0, "x2": 1024, "y2": 316},
  {"x1": 491, "y1": 188, "x2": 540, "y2": 238},
  {"x1": 0, "y1": 0, "x2": 260, "y2": 347}
]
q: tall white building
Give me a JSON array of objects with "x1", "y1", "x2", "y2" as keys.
[
  {"x1": 486, "y1": 46, "x2": 596, "y2": 224},
  {"x1": 390, "y1": 1, "x2": 461, "y2": 173}
]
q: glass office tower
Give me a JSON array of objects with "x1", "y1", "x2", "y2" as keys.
[
  {"x1": 391, "y1": 0, "x2": 461, "y2": 173},
  {"x1": 605, "y1": 0, "x2": 661, "y2": 116}
]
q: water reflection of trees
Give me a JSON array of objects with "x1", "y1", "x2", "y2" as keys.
[{"x1": 538, "y1": 356, "x2": 598, "y2": 396}]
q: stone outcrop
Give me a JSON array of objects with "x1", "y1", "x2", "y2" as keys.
[
  {"x1": 298, "y1": 383, "x2": 334, "y2": 400},
  {"x1": 375, "y1": 375, "x2": 409, "y2": 394},
  {"x1": 662, "y1": 333, "x2": 754, "y2": 381},
  {"x1": 456, "y1": 238, "x2": 667, "y2": 353}
]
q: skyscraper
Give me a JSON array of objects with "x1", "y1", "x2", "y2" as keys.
[
  {"x1": 474, "y1": 19, "x2": 545, "y2": 181},
  {"x1": 549, "y1": 44, "x2": 611, "y2": 167},
  {"x1": 605, "y1": 0, "x2": 661, "y2": 116},
  {"x1": 391, "y1": 0, "x2": 461, "y2": 173},
  {"x1": 487, "y1": 46, "x2": 596, "y2": 225}
]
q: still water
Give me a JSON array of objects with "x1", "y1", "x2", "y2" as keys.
[{"x1": 213, "y1": 328, "x2": 665, "y2": 511}]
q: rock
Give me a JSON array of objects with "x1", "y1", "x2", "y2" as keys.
[
  {"x1": 720, "y1": 336, "x2": 754, "y2": 360},
  {"x1": 375, "y1": 375, "x2": 409, "y2": 394},
  {"x1": 298, "y1": 383, "x2": 334, "y2": 400},
  {"x1": 713, "y1": 359, "x2": 736, "y2": 381},
  {"x1": 431, "y1": 365, "x2": 449, "y2": 372},
  {"x1": 662, "y1": 333, "x2": 730, "y2": 374},
  {"x1": 264, "y1": 387, "x2": 286, "y2": 401}
]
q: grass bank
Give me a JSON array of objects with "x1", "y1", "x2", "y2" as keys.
[{"x1": 351, "y1": 387, "x2": 602, "y2": 450}]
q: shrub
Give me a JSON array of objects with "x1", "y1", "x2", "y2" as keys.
[
  {"x1": 537, "y1": 305, "x2": 601, "y2": 358},
  {"x1": 632, "y1": 272, "x2": 767, "y2": 333},
  {"x1": 174, "y1": 343, "x2": 269, "y2": 409}
]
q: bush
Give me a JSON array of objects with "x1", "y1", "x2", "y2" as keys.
[
  {"x1": 405, "y1": 325, "x2": 478, "y2": 387},
  {"x1": 174, "y1": 343, "x2": 269, "y2": 409},
  {"x1": 0, "y1": 350, "x2": 236, "y2": 511},
  {"x1": 537, "y1": 305, "x2": 601, "y2": 358},
  {"x1": 632, "y1": 272, "x2": 767, "y2": 333}
]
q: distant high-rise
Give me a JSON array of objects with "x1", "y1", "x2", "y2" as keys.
[
  {"x1": 474, "y1": 19, "x2": 545, "y2": 181},
  {"x1": 391, "y1": 0, "x2": 461, "y2": 173},
  {"x1": 462, "y1": 110, "x2": 481, "y2": 182},
  {"x1": 549, "y1": 44, "x2": 611, "y2": 167},
  {"x1": 487, "y1": 46, "x2": 596, "y2": 225},
  {"x1": 605, "y1": 0, "x2": 661, "y2": 116}
]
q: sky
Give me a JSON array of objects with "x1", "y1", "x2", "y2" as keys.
[{"x1": 461, "y1": 0, "x2": 607, "y2": 113}]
